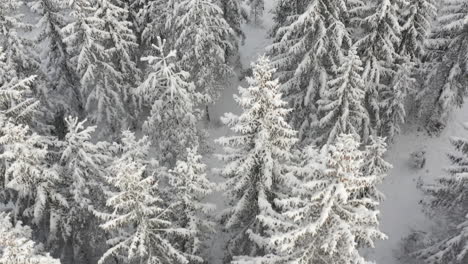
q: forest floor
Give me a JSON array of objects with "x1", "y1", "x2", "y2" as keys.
[{"x1": 204, "y1": 0, "x2": 468, "y2": 263}]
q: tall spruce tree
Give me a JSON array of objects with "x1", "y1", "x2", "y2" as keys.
[
  {"x1": 217, "y1": 0, "x2": 246, "y2": 46},
  {"x1": 216, "y1": 57, "x2": 298, "y2": 261},
  {"x1": 168, "y1": 147, "x2": 215, "y2": 262},
  {"x1": 62, "y1": 0, "x2": 134, "y2": 135},
  {"x1": 29, "y1": 0, "x2": 83, "y2": 115},
  {"x1": 418, "y1": 0, "x2": 467, "y2": 132},
  {"x1": 97, "y1": 130, "x2": 196, "y2": 264},
  {"x1": 351, "y1": 0, "x2": 405, "y2": 137},
  {"x1": 136, "y1": 37, "x2": 201, "y2": 166},
  {"x1": 257, "y1": 134, "x2": 387, "y2": 263},
  {"x1": 53, "y1": 116, "x2": 111, "y2": 263},
  {"x1": 318, "y1": 47, "x2": 370, "y2": 144},
  {"x1": 0, "y1": 213, "x2": 61, "y2": 264},
  {"x1": 268, "y1": 0, "x2": 351, "y2": 144},
  {"x1": 171, "y1": 0, "x2": 236, "y2": 118},
  {"x1": 0, "y1": 0, "x2": 39, "y2": 79}
]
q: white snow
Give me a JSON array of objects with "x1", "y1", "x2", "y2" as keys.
[{"x1": 368, "y1": 103, "x2": 468, "y2": 264}]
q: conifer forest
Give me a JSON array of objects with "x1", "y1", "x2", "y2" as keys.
[{"x1": 0, "y1": 0, "x2": 467, "y2": 263}]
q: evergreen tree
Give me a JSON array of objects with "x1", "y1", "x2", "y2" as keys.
[
  {"x1": 351, "y1": 0, "x2": 404, "y2": 137},
  {"x1": 268, "y1": 0, "x2": 351, "y2": 144},
  {"x1": 216, "y1": 57, "x2": 298, "y2": 261},
  {"x1": 418, "y1": 0, "x2": 467, "y2": 132},
  {"x1": 270, "y1": 0, "x2": 308, "y2": 37},
  {"x1": 168, "y1": 147, "x2": 215, "y2": 261},
  {"x1": 0, "y1": 213, "x2": 60, "y2": 264},
  {"x1": 29, "y1": 0, "x2": 83, "y2": 114},
  {"x1": 171, "y1": 0, "x2": 235, "y2": 114},
  {"x1": 379, "y1": 63, "x2": 415, "y2": 140},
  {"x1": 136, "y1": 37, "x2": 201, "y2": 166},
  {"x1": 97, "y1": 130, "x2": 195, "y2": 264},
  {"x1": 128, "y1": 0, "x2": 172, "y2": 51},
  {"x1": 361, "y1": 136, "x2": 392, "y2": 202},
  {"x1": 260, "y1": 134, "x2": 387, "y2": 263},
  {"x1": 0, "y1": 120, "x2": 63, "y2": 226},
  {"x1": 416, "y1": 130, "x2": 468, "y2": 264},
  {"x1": 398, "y1": 0, "x2": 437, "y2": 61},
  {"x1": 62, "y1": 0, "x2": 131, "y2": 134},
  {"x1": 53, "y1": 116, "x2": 111, "y2": 262},
  {"x1": 0, "y1": 71, "x2": 59, "y2": 227},
  {"x1": 318, "y1": 47, "x2": 370, "y2": 144},
  {"x1": 0, "y1": 0, "x2": 39, "y2": 79},
  {"x1": 95, "y1": 0, "x2": 141, "y2": 116},
  {"x1": 217, "y1": 0, "x2": 246, "y2": 45},
  {"x1": 249, "y1": 0, "x2": 264, "y2": 25}
]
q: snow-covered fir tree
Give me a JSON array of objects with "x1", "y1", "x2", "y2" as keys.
[
  {"x1": 97, "y1": 130, "x2": 197, "y2": 264},
  {"x1": 171, "y1": 0, "x2": 236, "y2": 115},
  {"x1": 416, "y1": 128, "x2": 468, "y2": 264},
  {"x1": 270, "y1": 0, "x2": 307, "y2": 37},
  {"x1": 379, "y1": 63, "x2": 415, "y2": 140},
  {"x1": 95, "y1": 0, "x2": 141, "y2": 115},
  {"x1": 268, "y1": 0, "x2": 351, "y2": 144},
  {"x1": 62, "y1": 0, "x2": 131, "y2": 134},
  {"x1": 0, "y1": 71, "x2": 60, "y2": 228},
  {"x1": 168, "y1": 147, "x2": 215, "y2": 261},
  {"x1": 351, "y1": 0, "x2": 405, "y2": 137},
  {"x1": 318, "y1": 47, "x2": 370, "y2": 145},
  {"x1": 29, "y1": 0, "x2": 83, "y2": 115},
  {"x1": 398, "y1": 0, "x2": 437, "y2": 61},
  {"x1": 53, "y1": 116, "x2": 111, "y2": 262},
  {"x1": 216, "y1": 57, "x2": 298, "y2": 261},
  {"x1": 136, "y1": 37, "x2": 201, "y2": 166},
  {"x1": 261, "y1": 134, "x2": 387, "y2": 263},
  {"x1": 0, "y1": 213, "x2": 60, "y2": 264},
  {"x1": 418, "y1": 0, "x2": 468, "y2": 132},
  {"x1": 0, "y1": 120, "x2": 62, "y2": 226},
  {"x1": 361, "y1": 136, "x2": 392, "y2": 202},
  {"x1": 128, "y1": 0, "x2": 172, "y2": 52},
  {"x1": 0, "y1": 0, "x2": 39, "y2": 79},
  {"x1": 249, "y1": 0, "x2": 264, "y2": 25},
  {"x1": 216, "y1": 0, "x2": 246, "y2": 46}
]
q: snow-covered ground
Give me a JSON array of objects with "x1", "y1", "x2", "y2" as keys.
[
  {"x1": 206, "y1": 0, "x2": 468, "y2": 263},
  {"x1": 368, "y1": 103, "x2": 468, "y2": 264}
]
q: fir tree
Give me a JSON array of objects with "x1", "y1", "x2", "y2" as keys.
[
  {"x1": 217, "y1": 0, "x2": 246, "y2": 45},
  {"x1": 416, "y1": 128, "x2": 468, "y2": 264},
  {"x1": 0, "y1": 120, "x2": 63, "y2": 226},
  {"x1": 262, "y1": 134, "x2": 387, "y2": 263},
  {"x1": 97, "y1": 130, "x2": 196, "y2": 264},
  {"x1": 0, "y1": 213, "x2": 60, "y2": 264},
  {"x1": 351, "y1": 0, "x2": 404, "y2": 136},
  {"x1": 171, "y1": 0, "x2": 235, "y2": 115},
  {"x1": 361, "y1": 136, "x2": 392, "y2": 202},
  {"x1": 53, "y1": 116, "x2": 111, "y2": 262},
  {"x1": 95, "y1": 0, "x2": 141, "y2": 116},
  {"x1": 268, "y1": 0, "x2": 351, "y2": 144},
  {"x1": 168, "y1": 147, "x2": 215, "y2": 261},
  {"x1": 136, "y1": 37, "x2": 201, "y2": 166},
  {"x1": 62, "y1": 0, "x2": 130, "y2": 134},
  {"x1": 418, "y1": 0, "x2": 467, "y2": 132},
  {"x1": 318, "y1": 47, "x2": 370, "y2": 144},
  {"x1": 249, "y1": 0, "x2": 264, "y2": 25},
  {"x1": 29, "y1": 0, "x2": 83, "y2": 114},
  {"x1": 216, "y1": 57, "x2": 298, "y2": 261},
  {"x1": 128, "y1": 0, "x2": 172, "y2": 52},
  {"x1": 0, "y1": 0, "x2": 39, "y2": 79},
  {"x1": 398, "y1": 0, "x2": 437, "y2": 61},
  {"x1": 0, "y1": 71, "x2": 59, "y2": 227}
]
